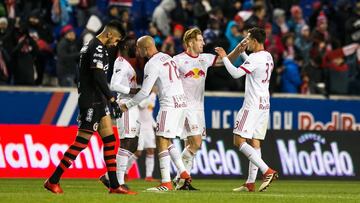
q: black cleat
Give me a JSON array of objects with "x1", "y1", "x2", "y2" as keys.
[
  {"x1": 178, "y1": 178, "x2": 199, "y2": 191},
  {"x1": 99, "y1": 174, "x2": 110, "y2": 189}
]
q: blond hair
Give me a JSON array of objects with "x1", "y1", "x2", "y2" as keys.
[{"x1": 183, "y1": 28, "x2": 202, "y2": 48}]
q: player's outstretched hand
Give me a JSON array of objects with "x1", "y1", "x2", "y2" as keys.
[
  {"x1": 214, "y1": 47, "x2": 227, "y2": 58},
  {"x1": 110, "y1": 100, "x2": 122, "y2": 119}
]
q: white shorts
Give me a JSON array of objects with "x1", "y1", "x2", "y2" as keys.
[
  {"x1": 233, "y1": 108, "x2": 269, "y2": 140},
  {"x1": 116, "y1": 106, "x2": 140, "y2": 139},
  {"x1": 178, "y1": 110, "x2": 206, "y2": 140},
  {"x1": 137, "y1": 124, "x2": 156, "y2": 150},
  {"x1": 156, "y1": 107, "x2": 201, "y2": 139}
]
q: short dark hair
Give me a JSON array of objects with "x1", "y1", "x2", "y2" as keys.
[
  {"x1": 106, "y1": 20, "x2": 126, "y2": 39},
  {"x1": 248, "y1": 27, "x2": 266, "y2": 44},
  {"x1": 252, "y1": 4, "x2": 265, "y2": 13}
]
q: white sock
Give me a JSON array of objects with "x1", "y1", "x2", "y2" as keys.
[
  {"x1": 145, "y1": 154, "x2": 155, "y2": 178},
  {"x1": 159, "y1": 150, "x2": 171, "y2": 183},
  {"x1": 168, "y1": 144, "x2": 187, "y2": 175},
  {"x1": 116, "y1": 148, "x2": 130, "y2": 185},
  {"x1": 246, "y1": 148, "x2": 261, "y2": 183},
  {"x1": 181, "y1": 147, "x2": 195, "y2": 176},
  {"x1": 126, "y1": 153, "x2": 138, "y2": 174},
  {"x1": 239, "y1": 143, "x2": 268, "y2": 174}
]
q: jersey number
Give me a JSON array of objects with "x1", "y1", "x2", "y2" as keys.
[
  {"x1": 262, "y1": 62, "x2": 274, "y2": 83},
  {"x1": 163, "y1": 61, "x2": 179, "y2": 82}
]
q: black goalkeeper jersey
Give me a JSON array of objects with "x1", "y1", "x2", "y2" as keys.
[{"x1": 78, "y1": 38, "x2": 113, "y2": 108}]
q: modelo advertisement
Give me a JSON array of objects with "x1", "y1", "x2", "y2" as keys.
[
  {"x1": 1, "y1": 90, "x2": 360, "y2": 131},
  {"x1": 137, "y1": 129, "x2": 360, "y2": 180}
]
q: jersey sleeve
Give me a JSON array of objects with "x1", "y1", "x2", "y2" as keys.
[
  {"x1": 239, "y1": 54, "x2": 257, "y2": 73},
  {"x1": 110, "y1": 59, "x2": 131, "y2": 94},
  {"x1": 90, "y1": 44, "x2": 106, "y2": 70},
  {"x1": 203, "y1": 53, "x2": 217, "y2": 67},
  {"x1": 126, "y1": 62, "x2": 159, "y2": 108}
]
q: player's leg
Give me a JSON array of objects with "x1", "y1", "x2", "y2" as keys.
[
  {"x1": 44, "y1": 105, "x2": 97, "y2": 194},
  {"x1": 233, "y1": 109, "x2": 277, "y2": 192},
  {"x1": 175, "y1": 109, "x2": 202, "y2": 190},
  {"x1": 143, "y1": 129, "x2": 157, "y2": 181},
  {"x1": 233, "y1": 138, "x2": 260, "y2": 192},
  {"x1": 98, "y1": 112, "x2": 137, "y2": 194},
  {"x1": 44, "y1": 130, "x2": 92, "y2": 194},
  {"x1": 144, "y1": 147, "x2": 157, "y2": 181}
]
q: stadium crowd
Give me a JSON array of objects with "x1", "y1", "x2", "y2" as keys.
[{"x1": 0, "y1": 0, "x2": 359, "y2": 95}]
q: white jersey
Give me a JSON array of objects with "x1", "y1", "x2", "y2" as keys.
[
  {"x1": 110, "y1": 56, "x2": 137, "y2": 101},
  {"x1": 173, "y1": 52, "x2": 217, "y2": 110},
  {"x1": 126, "y1": 52, "x2": 187, "y2": 109},
  {"x1": 240, "y1": 51, "x2": 273, "y2": 110}
]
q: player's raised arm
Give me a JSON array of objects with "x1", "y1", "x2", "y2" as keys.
[{"x1": 214, "y1": 47, "x2": 247, "y2": 79}]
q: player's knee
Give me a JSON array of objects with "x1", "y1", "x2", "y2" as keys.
[
  {"x1": 120, "y1": 137, "x2": 139, "y2": 153},
  {"x1": 146, "y1": 148, "x2": 155, "y2": 155}
]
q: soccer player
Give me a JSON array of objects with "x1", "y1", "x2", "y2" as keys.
[
  {"x1": 172, "y1": 28, "x2": 244, "y2": 190},
  {"x1": 120, "y1": 36, "x2": 199, "y2": 191},
  {"x1": 215, "y1": 27, "x2": 278, "y2": 192},
  {"x1": 98, "y1": 38, "x2": 140, "y2": 192},
  {"x1": 119, "y1": 90, "x2": 157, "y2": 183},
  {"x1": 137, "y1": 89, "x2": 158, "y2": 181},
  {"x1": 44, "y1": 20, "x2": 136, "y2": 195}
]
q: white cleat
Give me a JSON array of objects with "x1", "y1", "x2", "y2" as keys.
[{"x1": 259, "y1": 169, "x2": 278, "y2": 192}]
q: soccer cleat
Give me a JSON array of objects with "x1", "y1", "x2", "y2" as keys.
[
  {"x1": 109, "y1": 185, "x2": 137, "y2": 195},
  {"x1": 178, "y1": 180, "x2": 199, "y2": 191},
  {"x1": 99, "y1": 174, "x2": 110, "y2": 189},
  {"x1": 147, "y1": 182, "x2": 173, "y2": 191},
  {"x1": 44, "y1": 179, "x2": 63, "y2": 194},
  {"x1": 259, "y1": 168, "x2": 278, "y2": 192},
  {"x1": 233, "y1": 183, "x2": 255, "y2": 192},
  {"x1": 145, "y1": 177, "x2": 159, "y2": 182},
  {"x1": 175, "y1": 177, "x2": 193, "y2": 190}
]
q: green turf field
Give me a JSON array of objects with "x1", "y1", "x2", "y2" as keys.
[{"x1": 0, "y1": 179, "x2": 359, "y2": 203}]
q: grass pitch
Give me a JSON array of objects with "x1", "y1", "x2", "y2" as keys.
[{"x1": 0, "y1": 179, "x2": 359, "y2": 203}]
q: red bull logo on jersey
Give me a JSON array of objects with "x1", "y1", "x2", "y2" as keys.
[{"x1": 184, "y1": 68, "x2": 206, "y2": 79}]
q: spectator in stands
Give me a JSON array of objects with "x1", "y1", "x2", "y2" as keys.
[
  {"x1": 282, "y1": 32, "x2": 295, "y2": 60},
  {"x1": 193, "y1": 0, "x2": 211, "y2": 31},
  {"x1": 80, "y1": 15, "x2": 102, "y2": 45},
  {"x1": 345, "y1": 1, "x2": 360, "y2": 45},
  {"x1": 0, "y1": 17, "x2": 14, "y2": 85},
  {"x1": 281, "y1": 57, "x2": 302, "y2": 93},
  {"x1": 56, "y1": 25, "x2": 79, "y2": 87},
  {"x1": 12, "y1": 23, "x2": 39, "y2": 85},
  {"x1": 225, "y1": 15, "x2": 244, "y2": 52},
  {"x1": 27, "y1": 10, "x2": 54, "y2": 85},
  {"x1": 75, "y1": 0, "x2": 101, "y2": 27},
  {"x1": 147, "y1": 22, "x2": 163, "y2": 49},
  {"x1": 152, "y1": 0, "x2": 176, "y2": 36},
  {"x1": 119, "y1": 9, "x2": 134, "y2": 37},
  {"x1": 287, "y1": 5, "x2": 305, "y2": 36},
  {"x1": 161, "y1": 24, "x2": 184, "y2": 56},
  {"x1": 272, "y1": 8, "x2": 288, "y2": 37},
  {"x1": 203, "y1": 17, "x2": 222, "y2": 52},
  {"x1": 245, "y1": 4, "x2": 266, "y2": 28},
  {"x1": 295, "y1": 25, "x2": 312, "y2": 66}
]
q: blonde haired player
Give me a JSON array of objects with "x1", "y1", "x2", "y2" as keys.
[
  {"x1": 172, "y1": 28, "x2": 244, "y2": 190},
  {"x1": 215, "y1": 27, "x2": 278, "y2": 192},
  {"x1": 120, "y1": 36, "x2": 199, "y2": 191}
]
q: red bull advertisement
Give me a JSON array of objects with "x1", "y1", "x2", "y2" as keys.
[{"x1": 184, "y1": 68, "x2": 206, "y2": 79}]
